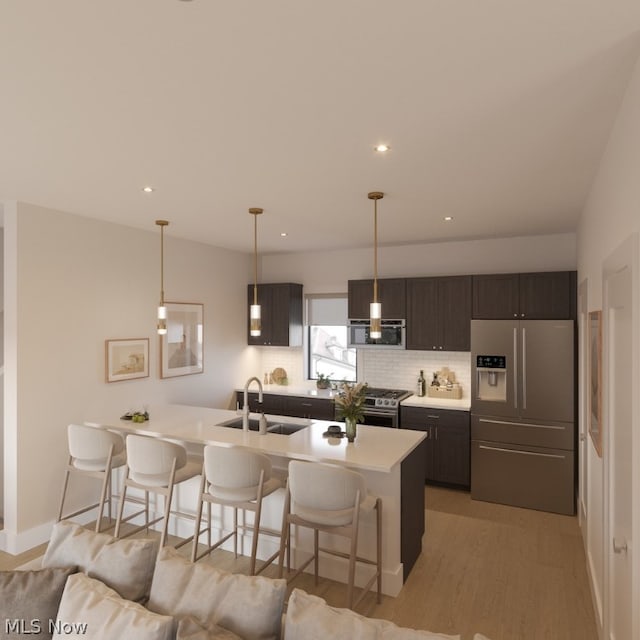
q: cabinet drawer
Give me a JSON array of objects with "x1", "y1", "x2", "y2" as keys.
[
  {"x1": 401, "y1": 406, "x2": 467, "y2": 429},
  {"x1": 236, "y1": 392, "x2": 285, "y2": 415},
  {"x1": 471, "y1": 440, "x2": 574, "y2": 515},
  {"x1": 283, "y1": 396, "x2": 335, "y2": 420}
]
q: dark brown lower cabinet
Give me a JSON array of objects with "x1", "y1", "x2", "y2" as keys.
[
  {"x1": 236, "y1": 392, "x2": 334, "y2": 421},
  {"x1": 400, "y1": 406, "x2": 470, "y2": 488},
  {"x1": 283, "y1": 396, "x2": 335, "y2": 420}
]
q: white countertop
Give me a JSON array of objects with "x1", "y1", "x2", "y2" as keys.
[
  {"x1": 401, "y1": 395, "x2": 471, "y2": 411},
  {"x1": 84, "y1": 403, "x2": 426, "y2": 474}
]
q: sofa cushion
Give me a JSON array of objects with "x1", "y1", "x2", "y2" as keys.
[
  {"x1": 42, "y1": 521, "x2": 159, "y2": 602},
  {"x1": 176, "y1": 616, "x2": 243, "y2": 639},
  {"x1": 0, "y1": 566, "x2": 77, "y2": 639},
  {"x1": 53, "y1": 573, "x2": 174, "y2": 640},
  {"x1": 284, "y1": 588, "x2": 461, "y2": 640},
  {"x1": 148, "y1": 546, "x2": 286, "y2": 640}
]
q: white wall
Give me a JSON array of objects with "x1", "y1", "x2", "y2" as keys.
[
  {"x1": 577, "y1": 53, "x2": 640, "y2": 636},
  {"x1": 262, "y1": 232, "x2": 577, "y2": 294},
  {"x1": 2, "y1": 202, "x2": 257, "y2": 551}
]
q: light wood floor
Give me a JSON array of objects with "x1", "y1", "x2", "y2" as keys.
[{"x1": 0, "y1": 487, "x2": 597, "y2": 640}]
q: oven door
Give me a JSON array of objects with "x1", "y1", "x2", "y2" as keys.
[{"x1": 361, "y1": 408, "x2": 398, "y2": 428}]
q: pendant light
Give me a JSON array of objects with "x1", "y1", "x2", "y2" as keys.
[
  {"x1": 368, "y1": 191, "x2": 384, "y2": 339},
  {"x1": 156, "y1": 219, "x2": 169, "y2": 335},
  {"x1": 249, "y1": 207, "x2": 263, "y2": 337}
]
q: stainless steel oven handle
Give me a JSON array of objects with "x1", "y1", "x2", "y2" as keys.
[
  {"x1": 478, "y1": 418, "x2": 565, "y2": 431},
  {"x1": 478, "y1": 445, "x2": 565, "y2": 460},
  {"x1": 362, "y1": 408, "x2": 397, "y2": 417}
]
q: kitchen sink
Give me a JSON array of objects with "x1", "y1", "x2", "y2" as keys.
[{"x1": 217, "y1": 417, "x2": 308, "y2": 435}]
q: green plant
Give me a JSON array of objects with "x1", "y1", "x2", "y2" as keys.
[
  {"x1": 316, "y1": 372, "x2": 332, "y2": 388},
  {"x1": 334, "y1": 381, "x2": 368, "y2": 422}
]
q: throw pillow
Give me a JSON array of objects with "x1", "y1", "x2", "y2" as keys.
[
  {"x1": 284, "y1": 588, "x2": 461, "y2": 640},
  {"x1": 176, "y1": 616, "x2": 243, "y2": 640},
  {"x1": 42, "y1": 520, "x2": 159, "y2": 602},
  {"x1": 0, "y1": 566, "x2": 77, "y2": 640},
  {"x1": 148, "y1": 546, "x2": 286, "y2": 640},
  {"x1": 53, "y1": 573, "x2": 173, "y2": 640}
]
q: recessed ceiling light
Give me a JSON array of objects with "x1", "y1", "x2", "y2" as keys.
[
  {"x1": 280, "y1": 232, "x2": 288, "y2": 237},
  {"x1": 444, "y1": 216, "x2": 453, "y2": 222},
  {"x1": 142, "y1": 186, "x2": 154, "y2": 193},
  {"x1": 374, "y1": 144, "x2": 390, "y2": 153}
]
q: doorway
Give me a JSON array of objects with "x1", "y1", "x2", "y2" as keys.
[{"x1": 603, "y1": 233, "x2": 638, "y2": 640}]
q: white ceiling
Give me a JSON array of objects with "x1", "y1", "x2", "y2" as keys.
[{"x1": 1, "y1": 1, "x2": 640, "y2": 254}]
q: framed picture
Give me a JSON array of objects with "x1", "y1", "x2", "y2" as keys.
[
  {"x1": 105, "y1": 338, "x2": 149, "y2": 383},
  {"x1": 589, "y1": 310, "x2": 603, "y2": 457},
  {"x1": 160, "y1": 302, "x2": 204, "y2": 378}
]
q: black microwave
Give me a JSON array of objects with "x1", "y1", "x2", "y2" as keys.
[{"x1": 347, "y1": 319, "x2": 406, "y2": 349}]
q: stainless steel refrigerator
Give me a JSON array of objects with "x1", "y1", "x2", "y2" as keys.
[{"x1": 470, "y1": 319, "x2": 575, "y2": 515}]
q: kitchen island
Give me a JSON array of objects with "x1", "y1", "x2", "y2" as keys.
[{"x1": 85, "y1": 403, "x2": 427, "y2": 596}]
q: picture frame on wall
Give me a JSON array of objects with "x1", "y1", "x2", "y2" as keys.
[
  {"x1": 589, "y1": 310, "x2": 603, "y2": 457},
  {"x1": 105, "y1": 338, "x2": 149, "y2": 383},
  {"x1": 160, "y1": 302, "x2": 204, "y2": 378}
]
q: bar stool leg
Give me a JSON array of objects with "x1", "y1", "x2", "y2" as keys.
[
  {"x1": 57, "y1": 461, "x2": 72, "y2": 523},
  {"x1": 314, "y1": 529, "x2": 319, "y2": 584}
]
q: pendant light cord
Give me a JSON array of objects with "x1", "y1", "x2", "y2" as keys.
[
  {"x1": 373, "y1": 196, "x2": 378, "y2": 303},
  {"x1": 253, "y1": 212, "x2": 258, "y2": 306},
  {"x1": 160, "y1": 223, "x2": 165, "y2": 305}
]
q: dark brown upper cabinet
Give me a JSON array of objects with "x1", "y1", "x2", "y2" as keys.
[
  {"x1": 406, "y1": 276, "x2": 472, "y2": 351},
  {"x1": 347, "y1": 278, "x2": 406, "y2": 319},
  {"x1": 247, "y1": 283, "x2": 303, "y2": 346},
  {"x1": 472, "y1": 271, "x2": 576, "y2": 320}
]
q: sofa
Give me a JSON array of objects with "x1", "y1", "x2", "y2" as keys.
[{"x1": 0, "y1": 521, "x2": 489, "y2": 640}]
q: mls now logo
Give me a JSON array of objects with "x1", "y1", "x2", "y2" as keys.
[{"x1": 50, "y1": 620, "x2": 89, "y2": 635}]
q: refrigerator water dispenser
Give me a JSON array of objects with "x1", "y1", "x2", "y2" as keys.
[{"x1": 476, "y1": 355, "x2": 507, "y2": 402}]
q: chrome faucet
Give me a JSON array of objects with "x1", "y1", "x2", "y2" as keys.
[{"x1": 242, "y1": 376, "x2": 263, "y2": 431}]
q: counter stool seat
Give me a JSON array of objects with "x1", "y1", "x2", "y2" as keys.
[
  {"x1": 278, "y1": 460, "x2": 382, "y2": 610},
  {"x1": 57, "y1": 424, "x2": 127, "y2": 533},
  {"x1": 191, "y1": 445, "x2": 282, "y2": 575},
  {"x1": 115, "y1": 435, "x2": 201, "y2": 549}
]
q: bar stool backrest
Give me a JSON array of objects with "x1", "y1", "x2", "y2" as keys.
[
  {"x1": 126, "y1": 435, "x2": 187, "y2": 485},
  {"x1": 204, "y1": 446, "x2": 272, "y2": 489},
  {"x1": 288, "y1": 461, "x2": 367, "y2": 525},
  {"x1": 68, "y1": 424, "x2": 125, "y2": 464}
]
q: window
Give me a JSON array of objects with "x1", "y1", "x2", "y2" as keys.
[{"x1": 306, "y1": 295, "x2": 356, "y2": 383}]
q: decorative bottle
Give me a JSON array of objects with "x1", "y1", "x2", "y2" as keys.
[{"x1": 417, "y1": 370, "x2": 426, "y2": 397}]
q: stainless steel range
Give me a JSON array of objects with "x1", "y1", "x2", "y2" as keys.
[{"x1": 360, "y1": 387, "x2": 412, "y2": 428}]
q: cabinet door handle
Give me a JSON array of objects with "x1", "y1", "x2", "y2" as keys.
[
  {"x1": 427, "y1": 414, "x2": 440, "y2": 419},
  {"x1": 478, "y1": 445, "x2": 565, "y2": 460},
  {"x1": 434, "y1": 426, "x2": 438, "y2": 439}
]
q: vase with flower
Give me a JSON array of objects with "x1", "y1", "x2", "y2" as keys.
[{"x1": 334, "y1": 381, "x2": 368, "y2": 443}]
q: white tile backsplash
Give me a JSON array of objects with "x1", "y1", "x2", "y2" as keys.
[
  {"x1": 360, "y1": 349, "x2": 471, "y2": 398},
  {"x1": 253, "y1": 346, "x2": 471, "y2": 399},
  {"x1": 256, "y1": 347, "x2": 305, "y2": 386}
]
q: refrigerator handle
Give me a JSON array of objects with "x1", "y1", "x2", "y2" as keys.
[
  {"x1": 522, "y1": 327, "x2": 527, "y2": 410},
  {"x1": 513, "y1": 327, "x2": 518, "y2": 410}
]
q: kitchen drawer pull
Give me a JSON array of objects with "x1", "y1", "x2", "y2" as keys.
[
  {"x1": 478, "y1": 445, "x2": 565, "y2": 460},
  {"x1": 426, "y1": 414, "x2": 440, "y2": 419},
  {"x1": 478, "y1": 418, "x2": 565, "y2": 431}
]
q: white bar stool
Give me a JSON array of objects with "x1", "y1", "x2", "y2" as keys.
[
  {"x1": 191, "y1": 445, "x2": 282, "y2": 575},
  {"x1": 114, "y1": 435, "x2": 201, "y2": 548},
  {"x1": 57, "y1": 424, "x2": 127, "y2": 533},
  {"x1": 278, "y1": 460, "x2": 382, "y2": 610}
]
